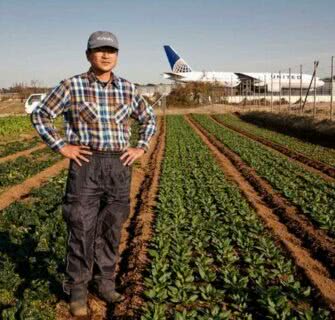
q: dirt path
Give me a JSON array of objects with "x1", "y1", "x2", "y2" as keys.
[
  {"x1": 0, "y1": 158, "x2": 69, "y2": 211},
  {"x1": 185, "y1": 115, "x2": 335, "y2": 314},
  {"x1": 0, "y1": 143, "x2": 46, "y2": 164},
  {"x1": 211, "y1": 115, "x2": 335, "y2": 182},
  {"x1": 56, "y1": 117, "x2": 165, "y2": 319},
  {"x1": 112, "y1": 118, "x2": 165, "y2": 319}
]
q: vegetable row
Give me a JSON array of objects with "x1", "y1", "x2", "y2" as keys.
[
  {"x1": 0, "y1": 147, "x2": 63, "y2": 193},
  {"x1": 0, "y1": 137, "x2": 41, "y2": 158},
  {"x1": 214, "y1": 114, "x2": 335, "y2": 167},
  {"x1": 0, "y1": 171, "x2": 68, "y2": 319},
  {"x1": 0, "y1": 115, "x2": 64, "y2": 142},
  {"x1": 192, "y1": 114, "x2": 335, "y2": 237},
  {"x1": 0, "y1": 120, "x2": 146, "y2": 319},
  {"x1": 141, "y1": 115, "x2": 330, "y2": 319},
  {"x1": 0, "y1": 116, "x2": 34, "y2": 139}
]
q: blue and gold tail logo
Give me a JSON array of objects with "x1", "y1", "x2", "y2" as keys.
[{"x1": 164, "y1": 45, "x2": 192, "y2": 73}]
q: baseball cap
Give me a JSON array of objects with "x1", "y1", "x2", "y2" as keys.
[{"x1": 87, "y1": 31, "x2": 119, "y2": 50}]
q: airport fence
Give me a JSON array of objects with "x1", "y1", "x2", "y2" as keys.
[{"x1": 222, "y1": 56, "x2": 334, "y2": 120}]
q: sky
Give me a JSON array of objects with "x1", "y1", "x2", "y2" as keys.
[{"x1": 0, "y1": 0, "x2": 334, "y2": 88}]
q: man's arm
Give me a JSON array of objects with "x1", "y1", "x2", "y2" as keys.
[
  {"x1": 31, "y1": 80, "x2": 93, "y2": 166},
  {"x1": 120, "y1": 91, "x2": 157, "y2": 166},
  {"x1": 30, "y1": 80, "x2": 70, "y2": 152},
  {"x1": 130, "y1": 93, "x2": 157, "y2": 151}
]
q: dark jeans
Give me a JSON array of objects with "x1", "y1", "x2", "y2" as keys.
[{"x1": 62, "y1": 150, "x2": 131, "y2": 294}]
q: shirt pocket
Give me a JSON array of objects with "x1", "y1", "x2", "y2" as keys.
[
  {"x1": 113, "y1": 104, "x2": 130, "y2": 124},
  {"x1": 78, "y1": 101, "x2": 98, "y2": 123}
]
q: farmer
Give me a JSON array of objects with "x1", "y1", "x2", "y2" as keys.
[{"x1": 31, "y1": 31, "x2": 156, "y2": 316}]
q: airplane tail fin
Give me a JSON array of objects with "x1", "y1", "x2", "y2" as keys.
[{"x1": 163, "y1": 45, "x2": 192, "y2": 73}]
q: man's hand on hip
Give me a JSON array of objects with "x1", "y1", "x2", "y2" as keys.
[
  {"x1": 59, "y1": 145, "x2": 93, "y2": 166},
  {"x1": 120, "y1": 148, "x2": 145, "y2": 166}
]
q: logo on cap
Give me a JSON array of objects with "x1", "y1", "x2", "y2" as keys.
[{"x1": 97, "y1": 36, "x2": 114, "y2": 42}]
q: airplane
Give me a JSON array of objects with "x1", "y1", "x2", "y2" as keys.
[{"x1": 163, "y1": 45, "x2": 325, "y2": 92}]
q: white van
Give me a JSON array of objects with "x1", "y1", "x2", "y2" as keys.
[{"x1": 25, "y1": 93, "x2": 46, "y2": 114}]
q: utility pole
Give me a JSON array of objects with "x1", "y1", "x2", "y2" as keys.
[
  {"x1": 288, "y1": 68, "x2": 291, "y2": 112},
  {"x1": 247, "y1": 80, "x2": 250, "y2": 111},
  {"x1": 313, "y1": 61, "x2": 317, "y2": 118},
  {"x1": 279, "y1": 71, "x2": 282, "y2": 111},
  {"x1": 244, "y1": 79, "x2": 247, "y2": 109},
  {"x1": 230, "y1": 75, "x2": 233, "y2": 104},
  {"x1": 257, "y1": 80, "x2": 261, "y2": 107},
  {"x1": 270, "y1": 73, "x2": 273, "y2": 112},
  {"x1": 302, "y1": 60, "x2": 319, "y2": 113},
  {"x1": 253, "y1": 79, "x2": 256, "y2": 108},
  {"x1": 240, "y1": 81, "x2": 243, "y2": 109},
  {"x1": 300, "y1": 64, "x2": 303, "y2": 114},
  {"x1": 264, "y1": 74, "x2": 266, "y2": 107},
  {"x1": 331, "y1": 56, "x2": 334, "y2": 120}
]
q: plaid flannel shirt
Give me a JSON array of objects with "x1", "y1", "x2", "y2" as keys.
[{"x1": 31, "y1": 69, "x2": 156, "y2": 152}]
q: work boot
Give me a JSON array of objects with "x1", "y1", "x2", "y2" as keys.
[
  {"x1": 92, "y1": 278, "x2": 125, "y2": 303},
  {"x1": 97, "y1": 288, "x2": 125, "y2": 303},
  {"x1": 70, "y1": 286, "x2": 88, "y2": 317}
]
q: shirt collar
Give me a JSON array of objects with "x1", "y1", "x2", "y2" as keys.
[{"x1": 86, "y1": 68, "x2": 119, "y2": 88}]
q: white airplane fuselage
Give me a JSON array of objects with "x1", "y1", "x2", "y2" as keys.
[
  {"x1": 162, "y1": 46, "x2": 324, "y2": 93},
  {"x1": 163, "y1": 71, "x2": 324, "y2": 92}
]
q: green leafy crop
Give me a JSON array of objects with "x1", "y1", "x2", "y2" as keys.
[
  {"x1": 141, "y1": 116, "x2": 330, "y2": 319},
  {"x1": 192, "y1": 114, "x2": 335, "y2": 237}
]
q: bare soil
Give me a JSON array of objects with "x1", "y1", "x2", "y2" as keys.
[
  {"x1": 56, "y1": 117, "x2": 165, "y2": 319},
  {"x1": 186, "y1": 115, "x2": 335, "y2": 314},
  {"x1": 112, "y1": 118, "x2": 165, "y2": 319},
  {"x1": 0, "y1": 100, "x2": 25, "y2": 115},
  {"x1": 0, "y1": 158, "x2": 69, "y2": 211},
  {"x1": 211, "y1": 115, "x2": 335, "y2": 181}
]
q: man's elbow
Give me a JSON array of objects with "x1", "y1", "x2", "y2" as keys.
[
  {"x1": 30, "y1": 110, "x2": 37, "y2": 127},
  {"x1": 30, "y1": 108, "x2": 42, "y2": 128}
]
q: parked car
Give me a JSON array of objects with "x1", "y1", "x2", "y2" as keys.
[{"x1": 25, "y1": 93, "x2": 46, "y2": 114}]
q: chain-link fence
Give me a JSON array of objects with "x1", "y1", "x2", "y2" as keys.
[{"x1": 223, "y1": 56, "x2": 334, "y2": 120}]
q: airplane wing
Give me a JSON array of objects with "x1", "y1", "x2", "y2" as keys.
[
  {"x1": 163, "y1": 72, "x2": 186, "y2": 79},
  {"x1": 234, "y1": 73, "x2": 261, "y2": 83}
]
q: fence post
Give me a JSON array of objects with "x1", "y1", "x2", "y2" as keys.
[
  {"x1": 230, "y1": 75, "x2": 233, "y2": 106},
  {"x1": 263, "y1": 74, "x2": 266, "y2": 108},
  {"x1": 253, "y1": 79, "x2": 256, "y2": 110},
  {"x1": 288, "y1": 68, "x2": 291, "y2": 112},
  {"x1": 300, "y1": 64, "x2": 303, "y2": 114},
  {"x1": 258, "y1": 79, "x2": 261, "y2": 108},
  {"x1": 313, "y1": 61, "x2": 317, "y2": 118},
  {"x1": 331, "y1": 56, "x2": 334, "y2": 120},
  {"x1": 270, "y1": 73, "x2": 273, "y2": 112},
  {"x1": 279, "y1": 71, "x2": 282, "y2": 112}
]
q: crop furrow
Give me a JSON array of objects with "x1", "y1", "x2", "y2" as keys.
[
  {"x1": 0, "y1": 147, "x2": 63, "y2": 193},
  {"x1": 212, "y1": 114, "x2": 335, "y2": 180},
  {"x1": 191, "y1": 114, "x2": 335, "y2": 237},
  {"x1": 0, "y1": 136, "x2": 41, "y2": 159},
  {"x1": 140, "y1": 115, "x2": 331, "y2": 319},
  {"x1": 187, "y1": 115, "x2": 335, "y2": 275}
]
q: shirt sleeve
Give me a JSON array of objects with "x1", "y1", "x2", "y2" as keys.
[
  {"x1": 130, "y1": 90, "x2": 157, "y2": 152},
  {"x1": 30, "y1": 80, "x2": 70, "y2": 152}
]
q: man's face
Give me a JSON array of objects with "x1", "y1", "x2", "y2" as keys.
[{"x1": 87, "y1": 46, "x2": 118, "y2": 73}]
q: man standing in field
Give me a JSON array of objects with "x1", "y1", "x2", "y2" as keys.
[{"x1": 31, "y1": 31, "x2": 156, "y2": 316}]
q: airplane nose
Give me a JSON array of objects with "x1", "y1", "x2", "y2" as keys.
[{"x1": 318, "y1": 80, "x2": 325, "y2": 87}]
